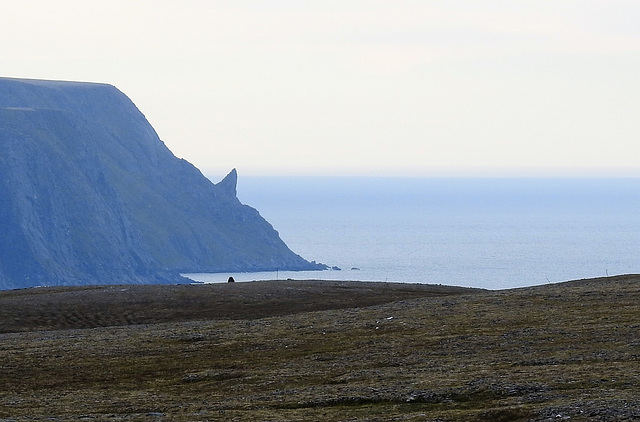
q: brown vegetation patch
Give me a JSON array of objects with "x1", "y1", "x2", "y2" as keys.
[
  {"x1": 0, "y1": 280, "x2": 479, "y2": 332},
  {"x1": 0, "y1": 275, "x2": 639, "y2": 421}
]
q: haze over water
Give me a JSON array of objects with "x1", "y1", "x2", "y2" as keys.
[{"x1": 185, "y1": 177, "x2": 640, "y2": 290}]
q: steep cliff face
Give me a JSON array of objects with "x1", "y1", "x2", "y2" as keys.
[{"x1": 0, "y1": 77, "x2": 323, "y2": 289}]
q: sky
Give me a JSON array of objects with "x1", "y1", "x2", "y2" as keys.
[{"x1": 2, "y1": 1, "x2": 640, "y2": 177}]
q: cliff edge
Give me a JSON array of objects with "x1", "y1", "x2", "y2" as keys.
[{"x1": 0, "y1": 77, "x2": 323, "y2": 289}]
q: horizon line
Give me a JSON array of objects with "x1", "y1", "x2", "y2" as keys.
[{"x1": 200, "y1": 166, "x2": 640, "y2": 180}]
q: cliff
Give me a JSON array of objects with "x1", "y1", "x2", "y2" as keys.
[{"x1": 0, "y1": 77, "x2": 323, "y2": 289}]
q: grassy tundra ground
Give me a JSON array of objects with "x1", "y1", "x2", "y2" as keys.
[{"x1": 0, "y1": 276, "x2": 638, "y2": 421}]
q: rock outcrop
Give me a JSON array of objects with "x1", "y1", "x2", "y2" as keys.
[{"x1": 0, "y1": 77, "x2": 324, "y2": 289}]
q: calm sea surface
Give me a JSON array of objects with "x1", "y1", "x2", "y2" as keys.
[{"x1": 186, "y1": 177, "x2": 640, "y2": 290}]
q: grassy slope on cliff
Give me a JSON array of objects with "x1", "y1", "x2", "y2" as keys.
[{"x1": 0, "y1": 276, "x2": 638, "y2": 421}]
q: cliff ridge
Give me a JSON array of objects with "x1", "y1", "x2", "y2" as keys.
[{"x1": 0, "y1": 77, "x2": 323, "y2": 289}]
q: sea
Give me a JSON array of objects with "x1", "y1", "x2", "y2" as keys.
[{"x1": 185, "y1": 177, "x2": 640, "y2": 290}]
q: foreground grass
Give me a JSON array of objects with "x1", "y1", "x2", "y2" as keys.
[{"x1": 0, "y1": 276, "x2": 638, "y2": 421}]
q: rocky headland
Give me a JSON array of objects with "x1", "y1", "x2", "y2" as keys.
[{"x1": 0, "y1": 77, "x2": 323, "y2": 289}]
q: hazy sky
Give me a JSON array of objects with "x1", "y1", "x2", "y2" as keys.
[{"x1": 3, "y1": 1, "x2": 640, "y2": 177}]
